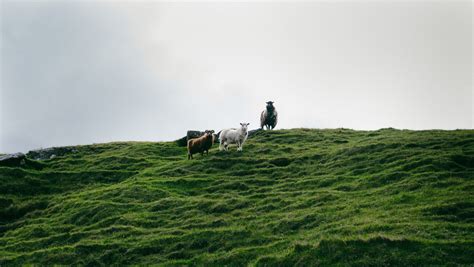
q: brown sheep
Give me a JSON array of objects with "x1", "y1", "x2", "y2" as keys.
[
  {"x1": 187, "y1": 130, "x2": 214, "y2": 159},
  {"x1": 202, "y1": 130, "x2": 215, "y2": 154}
]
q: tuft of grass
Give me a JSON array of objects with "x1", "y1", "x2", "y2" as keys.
[{"x1": 0, "y1": 129, "x2": 473, "y2": 265}]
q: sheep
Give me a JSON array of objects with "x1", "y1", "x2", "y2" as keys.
[
  {"x1": 219, "y1": 123, "x2": 249, "y2": 151},
  {"x1": 202, "y1": 130, "x2": 215, "y2": 154},
  {"x1": 260, "y1": 101, "x2": 278, "y2": 130},
  {"x1": 187, "y1": 130, "x2": 214, "y2": 159}
]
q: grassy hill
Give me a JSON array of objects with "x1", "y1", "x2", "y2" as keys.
[{"x1": 0, "y1": 128, "x2": 473, "y2": 265}]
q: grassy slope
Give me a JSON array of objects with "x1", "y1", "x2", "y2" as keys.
[{"x1": 0, "y1": 128, "x2": 473, "y2": 265}]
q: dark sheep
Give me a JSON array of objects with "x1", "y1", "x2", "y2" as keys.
[{"x1": 260, "y1": 101, "x2": 278, "y2": 130}]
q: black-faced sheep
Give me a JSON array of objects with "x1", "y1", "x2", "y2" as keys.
[{"x1": 260, "y1": 101, "x2": 278, "y2": 130}]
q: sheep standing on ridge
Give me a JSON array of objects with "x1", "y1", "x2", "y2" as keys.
[
  {"x1": 219, "y1": 123, "x2": 249, "y2": 151},
  {"x1": 187, "y1": 130, "x2": 214, "y2": 159},
  {"x1": 202, "y1": 130, "x2": 215, "y2": 155},
  {"x1": 260, "y1": 101, "x2": 278, "y2": 130}
]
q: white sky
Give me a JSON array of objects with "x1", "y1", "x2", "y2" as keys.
[{"x1": 1, "y1": 1, "x2": 473, "y2": 153}]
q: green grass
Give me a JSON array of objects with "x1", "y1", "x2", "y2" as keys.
[{"x1": 0, "y1": 128, "x2": 473, "y2": 265}]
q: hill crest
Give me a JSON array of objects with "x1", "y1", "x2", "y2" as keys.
[{"x1": 1, "y1": 128, "x2": 473, "y2": 265}]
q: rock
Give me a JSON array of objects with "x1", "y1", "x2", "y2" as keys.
[
  {"x1": 248, "y1": 128, "x2": 263, "y2": 138},
  {"x1": 187, "y1": 130, "x2": 205, "y2": 140},
  {"x1": 27, "y1": 147, "x2": 78, "y2": 160},
  {"x1": 175, "y1": 136, "x2": 188, "y2": 147},
  {"x1": 0, "y1": 153, "x2": 26, "y2": 167}
]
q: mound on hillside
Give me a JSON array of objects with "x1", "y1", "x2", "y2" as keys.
[{"x1": 0, "y1": 128, "x2": 473, "y2": 265}]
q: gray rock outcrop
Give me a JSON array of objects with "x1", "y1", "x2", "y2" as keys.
[
  {"x1": 0, "y1": 153, "x2": 26, "y2": 167},
  {"x1": 27, "y1": 147, "x2": 78, "y2": 160}
]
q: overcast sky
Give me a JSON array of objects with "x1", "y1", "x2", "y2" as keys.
[{"x1": 1, "y1": 1, "x2": 472, "y2": 153}]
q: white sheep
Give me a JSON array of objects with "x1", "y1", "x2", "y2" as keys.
[{"x1": 219, "y1": 123, "x2": 250, "y2": 151}]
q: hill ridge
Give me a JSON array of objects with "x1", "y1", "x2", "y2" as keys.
[{"x1": 1, "y1": 128, "x2": 473, "y2": 265}]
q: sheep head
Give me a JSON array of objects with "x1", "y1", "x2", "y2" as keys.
[
  {"x1": 266, "y1": 101, "x2": 275, "y2": 112},
  {"x1": 239, "y1": 123, "x2": 250, "y2": 132}
]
